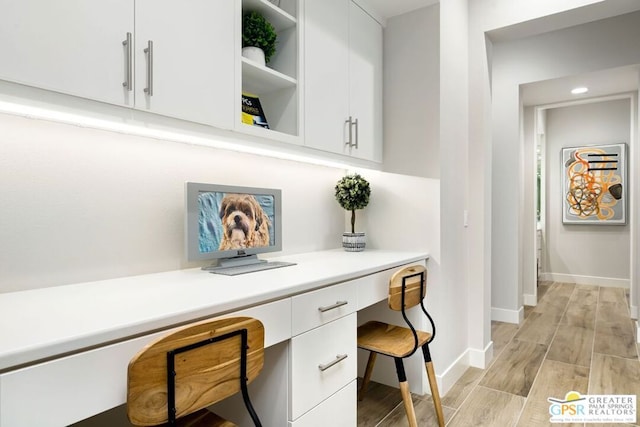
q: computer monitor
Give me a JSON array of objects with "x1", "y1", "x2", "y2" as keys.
[{"x1": 185, "y1": 182, "x2": 282, "y2": 268}]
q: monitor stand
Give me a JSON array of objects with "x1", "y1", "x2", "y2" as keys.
[{"x1": 202, "y1": 254, "x2": 265, "y2": 271}]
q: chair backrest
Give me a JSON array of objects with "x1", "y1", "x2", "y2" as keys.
[
  {"x1": 388, "y1": 265, "x2": 427, "y2": 311},
  {"x1": 127, "y1": 316, "x2": 264, "y2": 426}
]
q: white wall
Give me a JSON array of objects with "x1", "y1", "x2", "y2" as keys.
[
  {"x1": 544, "y1": 99, "x2": 631, "y2": 285},
  {"x1": 439, "y1": 0, "x2": 478, "y2": 374},
  {"x1": 378, "y1": 1, "x2": 475, "y2": 379},
  {"x1": 371, "y1": 1, "x2": 476, "y2": 385},
  {"x1": 383, "y1": 4, "x2": 440, "y2": 179},
  {"x1": 0, "y1": 112, "x2": 345, "y2": 293}
]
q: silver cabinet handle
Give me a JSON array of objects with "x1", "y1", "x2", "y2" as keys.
[
  {"x1": 122, "y1": 32, "x2": 132, "y2": 91},
  {"x1": 144, "y1": 40, "x2": 153, "y2": 96},
  {"x1": 345, "y1": 116, "x2": 353, "y2": 147},
  {"x1": 318, "y1": 301, "x2": 348, "y2": 313},
  {"x1": 318, "y1": 354, "x2": 348, "y2": 371},
  {"x1": 353, "y1": 117, "x2": 359, "y2": 149}
]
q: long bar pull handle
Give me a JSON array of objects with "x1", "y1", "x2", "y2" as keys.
[
  {"x1": 345, "y1": 116, "x2": 353, "y2": 147},
  {"x1": 353, "y1": 117, "x2": 359, "y2": 149},
  {"x1": 318, "y1": 301, "x2": 348, "y2": 313},
  {"x1": 122, "y1": 32, "x2": 132, "y2": 91},
  {"x1": 144, "y1": 40, "x2": 153, "y2": 96},
  {"x1": 318, "y1": 354, "x2": 348, "y2": 371}
]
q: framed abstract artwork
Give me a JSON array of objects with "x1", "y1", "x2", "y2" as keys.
[{"x1": 562, "y1": 143, "x2": 627, "y2": 225}]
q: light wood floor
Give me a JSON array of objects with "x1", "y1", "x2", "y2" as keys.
[{"x1": 357, "y1": 282, "x2": 640, "y2": 426}]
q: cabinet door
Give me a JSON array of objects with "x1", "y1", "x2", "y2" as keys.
[
  {"x1": 135, "y1": 0, "x2": 235, "y2": 129},
  {"x1": 303, "y1": 0, "x2": 350, "y2": 155},
  {"x1": 348, "y1": 2, "x2": 383, "y2": 162},
  {"x1": 0, "y1": 0, "x2": 133, "y2": 106}
]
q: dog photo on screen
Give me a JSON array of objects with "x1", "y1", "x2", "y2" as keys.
[
  {"x1": 218, "y1": 194, "x2": 271, "y2": 249},
  {"x1": 198, "y1": 192, "x2": 274, "y2": 253}
]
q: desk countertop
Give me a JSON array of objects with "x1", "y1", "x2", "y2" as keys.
[{"x1": 0, "y1": 249, "x2": 428, "y2": 371}]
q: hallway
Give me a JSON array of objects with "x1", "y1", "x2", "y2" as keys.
[{"x1": 357, "y1": 282, "x2": 640, "y2": 426}]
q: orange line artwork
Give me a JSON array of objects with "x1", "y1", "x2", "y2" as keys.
[{"x1": 565, "y1": 147, "x2": 622, "y2": 221}]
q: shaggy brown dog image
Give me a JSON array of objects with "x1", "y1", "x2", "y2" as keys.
[{"x1": 218, "y1": 194, "x2": 271, "y2": 250}]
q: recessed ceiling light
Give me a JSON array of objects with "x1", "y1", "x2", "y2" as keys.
[{"x1": 571, "y1": 87, "x2": 589, "y2": 95}]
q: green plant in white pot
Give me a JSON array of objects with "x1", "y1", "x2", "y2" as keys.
[
  {"x1": 335, "y1": 173, "x2": 371, "y2": 252},
  {"x1": 242, "y1": 11, "x2": 277, "y2": 67}
]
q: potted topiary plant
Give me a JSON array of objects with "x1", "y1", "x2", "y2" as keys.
[
  {"x1": 335, "y1": 173, "x2": 371, "y2": 252},
  {"x1": 242, "y1": 11, "x2": 277, "y2": 66}
]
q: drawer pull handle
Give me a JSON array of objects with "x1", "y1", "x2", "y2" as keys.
[
  {"x1": 318, "y1": 354, "x2": 348, "y2": 371},
  {"x1": 318, "y1": 300, "x2": 348, "y2": 313}
]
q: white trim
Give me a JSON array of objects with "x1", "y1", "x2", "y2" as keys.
[
  {"x1": 637, "y1": 321, "x2": 640, "y2": 344},
  {"x1": 523, "y1": 293, "x2": 537, "y2": 306},
  {"x1": 631, "y1": 305, "x2": 638, "y2": 320},
  {"x1": 491, "y1": 306, "x2": 523, "y2": 324},
  {"x1": 537, "y1": 93, "x2": 635, "y2": 111},
  {"x1": 436, "y1": 341, "x2": 494, "y2": 395},
  {"x1": 437, "y1": 350, "x2": 470, "y2": 396},
  {"x1": 468, "y1": 340, "x2": 494, "y2": 370},
  {"x1": 350, "y1": 0, "x2": 387, "y2": 27},
  {"x1": 540, "y1": 273, "x2": 630, "y2": 288}
]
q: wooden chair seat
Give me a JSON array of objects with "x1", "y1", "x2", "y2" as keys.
[{"x1": 357, "y1": 321, "x2": 432, "y2": 358}]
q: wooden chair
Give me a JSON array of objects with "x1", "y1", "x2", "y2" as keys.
[
  {"x1": 357, "y1": 265, "x2": 444, "y2": 427},
  {"x1": 127, "y1": 316, "x2": 264, "y2": 427}
]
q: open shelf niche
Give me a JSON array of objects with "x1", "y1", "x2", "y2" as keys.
[{"x1": 241, "y1": 0, "x2": 299, "y2": 140}]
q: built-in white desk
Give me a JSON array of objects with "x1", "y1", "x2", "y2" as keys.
[{"x1": 0, "y1": 249, "x2": 428, "y2": 426}]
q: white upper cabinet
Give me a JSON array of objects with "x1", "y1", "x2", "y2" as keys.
[
  {"x1": 303, "y1": 0, "x2": 382, "y2": 162},
  {"x1": 348, "y1": 2, "x2": 382, "y2": 162},
  {"x1": 0, "y1": 0, "x2": 381, "y2": 163},
  {"x1": 303, "y1": 0, "x2": 350, "y2": 155},
  {"x1": 0, "y1": 0, "x2": 235, "y2": 129},
  {"x1": 134, "y1": 0, "x2": 235, "y2": 129},
  {"x1": 0, "y1": 0, "x2": 133, "y2": 106}
]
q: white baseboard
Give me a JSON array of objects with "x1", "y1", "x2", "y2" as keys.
[
  {"x1": 631, "y1": 305, "x2": 638, "y2": 320},
  {"x1": 523, "y1": 293, "x2": 537, "y2": 306},
  {"x1": 468, "y1": 340, "x2": 494, "y2": 369},
  {"x1": 491, "y1": 306, "x2": 524, "y2": 324},
  {"x1": 637, "y1": 321, "x2": 639, "y2": 344},
  {"x1": 438, "y1": 350, "x2": 471, "y2": 396},
  {"x1": 540, "y1": 272, "x2": 629, "y2": 288},
  {"x1": 438, "y1": 342, "x2": 494, "y2": 395}
]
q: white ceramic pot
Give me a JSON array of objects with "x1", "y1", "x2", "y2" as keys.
[
  {"x1": 242, "y1": 46, "x2": 266, "y2": 67},
  {"x1": 342, "y1": 232, "x2": 366, "y2": 252}
]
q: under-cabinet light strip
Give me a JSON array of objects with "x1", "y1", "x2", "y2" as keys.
[{"x1": 0, "y1": 99, "x2": 353, "y2": 170}]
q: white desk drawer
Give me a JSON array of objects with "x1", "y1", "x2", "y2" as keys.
[
  {"x1": 356, "y1": 261, "x2": 426, "y2": 310},
  {"x1": 231, "y1": 298, "x2": 292, "y2": 347},
  {"x1": 290, "y1": 313, "x2": 357, "y2": 420},
  {"x1": 289, "y1": 380, "x2": 356, "y2": 427},
  {"x1": 0, "y1": 298, "x2": 291, "y2": 427},
  {"x1": 0, "y1": 331, "x2": 164, "y2": 427},
  {"x1": 291, "y1": 280, "x2": 357, "y2": 336}
]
